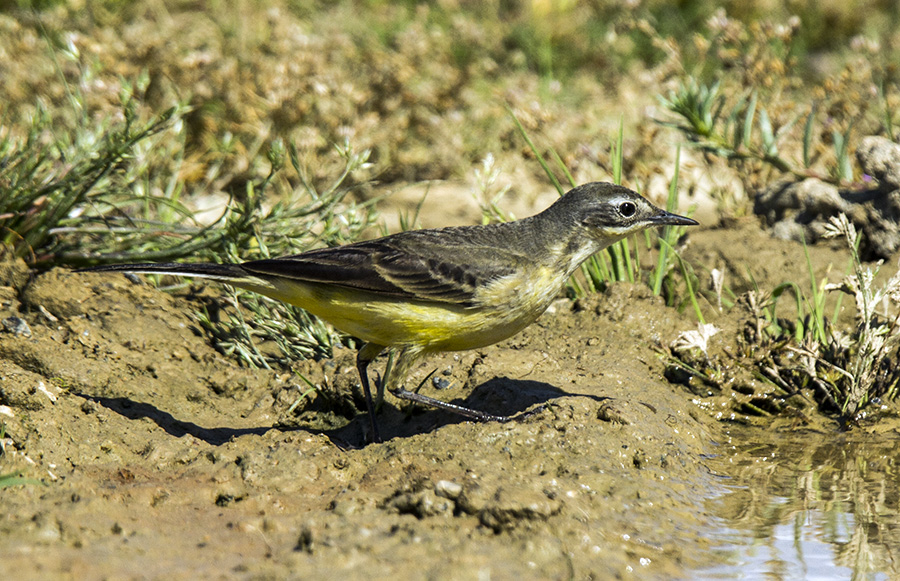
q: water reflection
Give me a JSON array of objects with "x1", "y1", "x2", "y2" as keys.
[{"x1": 698, "y1": 429, "x2": 899, "y2": 580}]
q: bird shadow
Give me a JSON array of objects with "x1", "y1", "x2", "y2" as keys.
[
  {"x1": 369, "y1": 376, "x2": 611, "y2": 441},
  {"x1": 72, "y1": 392, "x2": 278, "y2": 446},
  {"x1": 71, "y1": 377, "x2": 607, "y2": 449}
]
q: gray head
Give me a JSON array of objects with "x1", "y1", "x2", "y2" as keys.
[{"x1": 541, "y1": 182, "x2": 697, "y2": 244}]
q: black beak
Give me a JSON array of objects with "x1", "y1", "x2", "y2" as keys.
[{"x1": 650, "y1": 209, "x2": 698, "y2": 227}]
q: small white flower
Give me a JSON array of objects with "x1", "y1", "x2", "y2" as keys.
[
  {"x1": 672, "y1": 323, "x2": 720, "y2": 357},
  {"x1": 711, "y1": 268, "x2": 725, "y2": 310},
  {"x1": 822, "y1": 213, "x2": 858, "y2": 248}
]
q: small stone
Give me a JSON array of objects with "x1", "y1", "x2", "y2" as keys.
[
  {"x1": 478, "y1": 488, "x2": 561, "y2": 532},
  {"x1": 386, "y1": 490, "x2": 453, "y2": 518},
  {"x1": 434, "y1": 480, "x2": 463, "y2": 500},
  {"x1": 597, "y1": 401, "x2": 629, "y2": 425},
  {"x1": 2, "y1": 316, "x2": 31, "y2": 338},
  {"x1": 857, "y1": 136, "x2": 900, "y2": 189},
  {"x1": 432, "y1": 376, "x2": 451, "y2": 390}
]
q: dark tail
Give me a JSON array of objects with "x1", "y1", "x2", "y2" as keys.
[{"x1": 76, "y1": 262, "x2": 251, "y2": 283}]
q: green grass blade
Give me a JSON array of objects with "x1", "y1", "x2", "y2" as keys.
[
  {"x1": 507, "y1": 107, "x2": 564, "y2": 195},
  {"x1": 802, "y1": 238, "x2": 828, "y2": 344},
  {"x1": 612, "y1": 117, "x2": 624, "y2": 185},
  {"x1": 759, "y1": 107, "x2": 776, "y2": 156},
  {"x1": 728, "y1": 92, "x2": 749, "y2": 151},
  {"x1": 548, "y1": 147, "x2": 576, "y2": 188},
  {"x1": 0, "y1": 471, "x2": 47, "y2": 489},
  {"x1": 652, "y1": 144, "x2": 681, "y2": 296},
  {"x1": 669, "y1": 245, "x2": 704, "y2": 324},
  {"x1": 742, "y1": 92, "x2": 758, "y2": 150},
  {"x1": 802, "y1": 107, "x2": 816, "y2": 168}
]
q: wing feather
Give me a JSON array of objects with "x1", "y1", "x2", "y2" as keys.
[{"x1": 239, "y1": 228, "x2": 528, "y2": 307}]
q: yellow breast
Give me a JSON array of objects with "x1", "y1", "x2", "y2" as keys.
[{"x1": 258, "y1": 265, "x2": 565, "y2": 353}]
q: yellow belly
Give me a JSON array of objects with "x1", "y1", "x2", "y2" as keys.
[{"x1": 251, "y1": 266, "x2": 563, "y2": 353}]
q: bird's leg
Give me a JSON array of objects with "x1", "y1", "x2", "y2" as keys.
[
  {"x1": 375, "y1": 350, "x2": 396, "y2": 411},
  {"x1": 389, "y1": 387, "x2": 511, "y2": 422},
  {"x1": 387, "y1": 347, "x2": 540, "y2": 424},
  {"x1": 356, "y1": 343, "x2": 386, "y2": 443}
]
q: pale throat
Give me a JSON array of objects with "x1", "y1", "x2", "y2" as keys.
[{"x1": 547, "y1": 226, "x2": 633, "y2": 278}]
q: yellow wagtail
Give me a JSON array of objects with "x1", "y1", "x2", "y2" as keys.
[{"x1": 79, "y1": 182, "x2": 697, "y2": 441}]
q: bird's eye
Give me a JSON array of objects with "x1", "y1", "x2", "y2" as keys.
[{"x1": 618, "y1": 201, "x2": 636, "y2": 217}]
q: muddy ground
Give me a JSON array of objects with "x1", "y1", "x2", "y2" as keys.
[{"x1": 0, "y1": 214, "x2": 894, "y2": 579}]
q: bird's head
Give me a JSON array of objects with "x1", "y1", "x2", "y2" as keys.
[{"x1": 546, "y1": 182, "x2": 697, "y2": 246}]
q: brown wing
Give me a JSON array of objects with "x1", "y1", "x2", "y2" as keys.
[{"x1": 239, "y1": 227, "x2": 528, "y2": 307}]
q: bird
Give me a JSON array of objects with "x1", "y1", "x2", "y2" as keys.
[{"x1": 78, "y1": 182, "x2": 697, "y2": 441}]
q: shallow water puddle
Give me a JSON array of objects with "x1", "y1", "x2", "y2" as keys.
[{"x1": 694, "y1": 428, "x2": 900, "y2": 580}]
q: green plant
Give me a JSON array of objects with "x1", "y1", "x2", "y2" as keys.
[
  {"x1": 746, "y1": 216, "x2": 898, "y2": 417},
  {"x1": 0, "y1": 93, "x2": 181, "y2": 265},
  {"x1": 0, "y1": 28, "x2": 382, "y2": 370},
  {"x1": 651, "y1": 8, "x2": 899, "y2": 199},
  {"x1": 817, "y1": 215, "x2": 900, "y2": 414},
  {"x1": 658, "y1": 80, "x2": 796, "y2": 176},
  {"x1": 658, "y1": 77, "x2": 877, "y2": 191},
  {"x1": 3, "y1": 73, "x2": 377, "y2": 370},
  {"x1": 667, "y1": 213, "x2": 900, "y2": 421},
  {"x1": 0, "y1": 470, "x2": 46, "y2": 489}
]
